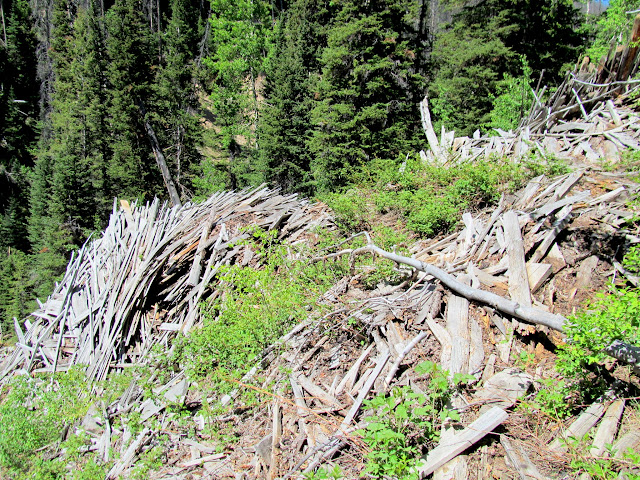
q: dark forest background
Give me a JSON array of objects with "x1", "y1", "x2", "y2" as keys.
[{"x1": 0, "y1": 0, "x2": 632, "y2": 334}]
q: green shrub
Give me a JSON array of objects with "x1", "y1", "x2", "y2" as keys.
[
  {"x1": 358, "y1": 361, "x2": 473, "y2": 479},
  {"x1": 170, "y1": 228, "x2": 343, "y2": 389},
  {"x1": 485, "y1": 56, "x2": 534, "y2": 133},
  {"x1": 557, "y1": 245, "x2": 640, "y2": 401},
  {"x1": 321, "y1": 189, "x2": 372, "y2": 232},
  {"x1": 0, "y1": 368, "x2": 96, "y2": 474}
]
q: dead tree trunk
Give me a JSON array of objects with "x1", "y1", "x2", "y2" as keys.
[{"x1": 137, "y1": 100, "x2": 182, "y2": 207}]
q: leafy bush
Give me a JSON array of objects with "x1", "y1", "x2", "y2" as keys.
[
  {"x1": 556, "y1": 245, "x2": 640, "y2": 402},
  {"x1": 358, "y1": 361, "x2": 473, "y2": 479},
  {"x1": 321, "y1": 189, "x2": 372, "y2": 232},
  {"x1": 485, "y1": 56, "x2": 534, "y2": 133},
  {"x1": 170, "y1": 228, "x2": 343, "y2": 387},
  {"x1": 0, "y1": 367, "x2": 134, "y2": 479},
  {"x1": 0, "y1": 368, "x2": 101, "y2": 476}
]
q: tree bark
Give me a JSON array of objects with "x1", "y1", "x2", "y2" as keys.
[
  {"x1": 137, "y1": 100, "x2": 182, "y2": 207},
  {"x1": 604, "y1": 340, "x2": 640, "y2": 375}
]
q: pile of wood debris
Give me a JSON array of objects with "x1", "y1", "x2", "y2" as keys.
[
  {"x1": 0, "y1": 186, "x2": 332, "y2": 383},
  {"x1": 22, "y1": 154, "x2": 637, "y2": 480},
  {"x1": 2, "y1": 33, "x2": 640, "y2": 480},
  {"x1": 419, "y1": 15, "x2": 640, "y2": 166},
  {"x1": 151, "y1": 166, "x2": 637, "y2": 479}
]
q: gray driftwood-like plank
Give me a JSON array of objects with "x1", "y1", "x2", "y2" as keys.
[
  {"x1": 503, "y1": 211, "x2": 532, "y2": 309},
  {"x1": 446, "y1": 276, "x2": 470, "y2": 377},
  {"x1": 335, "y1": 343, "x2": 374, "y2": 395},
  {"x1": 549, "y1": 402, "x2": 606, "y2": 453},
  {"x1": 295, "y1": 374, "x2": 344, "y2": 410},
  {"x1": 612, "y1": 431, "x2": 640, "y2": 459},
  {"x1": 501, "y1": 435, "x2": 547, "y2": 480},
  {"x1": 417, "y1": 406, "x2": 509, "y2": 478},
  {"x1": 591, "y1": 399, "x2": 625, "y2": 456}
]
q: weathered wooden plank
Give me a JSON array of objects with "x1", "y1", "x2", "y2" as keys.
[
  {"x1": 474, "y1": 368, "x2": 533, "y2": 412},
  {"x1": 503, "y1": 211, "x2": 532, "y2": 308},
  {"x1": 549, "y1": 402, "x2": 606, "y2": 453},
  {"x1": 501, "y1": 435, "x2": 547, "y2": 480},
  {"x1": 446, "y1": 276, "x2": 470, "y2": 377},
  {"x1": 417, "y1": 407, "x2": 509, "y2": 478},
  {"x1": 295, "y1": 374, "x2": 344, "y2": 410},
  {"x1": 529, "y1": 205, "x2": 573, "y2": 264},
  {"x1": 591, "y1": 399, "x2": 625, "y2": 456},
  {"x1": 335, "y1": 343, "x2": 374, "y2": 395},
  {"x1": 612, "y1": 431, "x2": 640, "y2": 459},
  {"x1": 526, "y1": 263, "x2": 553, "y2": 293}
]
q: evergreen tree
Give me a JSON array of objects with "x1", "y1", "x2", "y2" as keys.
[
  {"x1": 258, "y1": 0, "x2": 327, "y2": 194},
  {"x1": 428, "y1": 12, "x2": 514, "y2": 135},
  {"x1": 105, "y1": 0, "x2": 163, "y2": 200},
  {"x1": 309, "y1": 0, "x2": 426, "y2": 192},
  {"x1": 155, "y1": 0, "x2": 203, "y2": 198},
  {"x1": 203, "y1": 0, "x2": 270, "y2": 190},
  {"x1": 0, "y1": 0, "x2": 39, "y2": 251},
  {"x1": 429, "y1": 0, "x2": 586, "y2": 135}
]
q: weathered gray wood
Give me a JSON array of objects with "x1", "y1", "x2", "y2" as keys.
[
  {"x1": 503, "y1": 211, "x2": 532, "y2": 308},
  {"x1": 342, "y1": 351, "x2": 390, "y2": 428},
  {"x1": 355, "y1": 238, "x2": 567, "y2": 331},
  {"x1": 335, "y1": 343, "x2": 374, "y2": 395},
  {"x1": 383, "y1": 330, "x2": 429, "y2": 389},
  {"x1": 553, "y1": 170, "x2": 584, "y2": 201},
  {"x1": 447, "y1": 278, "x2": 470, "y2": 376},
  {"x1": 515, "y1": 176, "x2": 545, "y2": 209},
  {"x1": 549, "y1": 402, "x2": 606, "y2": 452},
  {"x1": 420, "y1": 97, "x2": 444, "y2": 159},
  {"x1": 426, "y1": 317, "x2": 452, "y2": 372},
  {"x1": 532, "y1": 191, "x2": 590, "y2": 219},
  {"x1": 106, "y1": 427, "x2": 151, "y2": 479},
  {"x1": 591, "y1": 399, "x2": 625, "y2": 456},
  {"x1": 468, "y1": 317, "x2": 484, "y2": 376},
  {"x1": 1, "y1": 187, "x2": 334, "y2": 382},
  {"x1": 474, "y1": 369, "x2": 533, "y2": 412},
  {"x1": 434, "y1": 424, "x2": 469, "y2": 480},
  {"x1": 296, "y1": 374, "x2": 344, "y2": 410},
  {"x1": 603, "y1": 340, "x2": 640, "y2": 375},
  {"x1": 469, "y1": 264, "x2": 508, "y2": 289},
  {"x1": 526, "y1": 263, "x2": 553, "y2": 293},
  {"x1": 588, "y1": 186, "x2": 626, "y2": 205},
  {"x1": 501, "y1": 435, "x2": 547, "y2": 480},
  {"x1": 529, "y1": 205, "x2": 573, "y2": 264},
  {"x1": 269, "y1": 399, "x2": 282, "y2": 480},
  {"x1": 576, "y1": 256, "x2": 599, "y2": 289},
  {"x1": 417, "y1": 406, "x2": 509, "y2": 478},
  {"x1": 612, "y1": 431, "x2": 640, "y2": 459}
]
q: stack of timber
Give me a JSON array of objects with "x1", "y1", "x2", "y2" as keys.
[
  {"x1": 420, "y1": 15, "x2": 640, "y2": 166},
  {"x1": 0, "y1": 186, "x2": 333, "y2": 383},
  {"x1": 84, "y1": 167, "x2": 637, "y2": 479}
]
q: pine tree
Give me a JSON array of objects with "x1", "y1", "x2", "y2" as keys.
[
  {"x1": 203, "y1": 0, "x2": 270, "y2": 190},
  {"x1": 428, "y1": 13, "x2": 514, "y2": 136},
  {"x1": 0, "y1": 0, "x2": 39, "y2": 251},
  {"x1": 155, "y1": 0, "x2": 202, "y2": 198},
  {"x1": 105, "y1": 0, "x2": 163, "y2": 200},
  {"x1": 309, "y1": 0, "x2": 426, "y2": 192},
  {"x1": 258, "y1": 0, "x2": 327, "y2": 194},
  {"x1": 429, "y1": 0, "x2": 586, "y2": 135}
]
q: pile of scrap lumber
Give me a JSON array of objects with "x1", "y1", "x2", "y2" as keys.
[
  {"x1": 94, "y1": 167, "x2": 637, "y2": 479},
  {"x1": 420, "y1": 15, "x2": 640, "y2": 165},
  {"x1": 0, "y1": 186, "x2": 333, "y2": 383}
]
